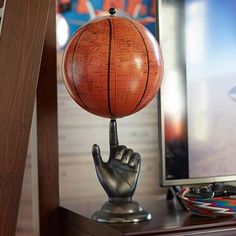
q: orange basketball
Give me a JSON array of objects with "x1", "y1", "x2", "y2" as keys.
[{"x1": 63, "y1": 11, "x2": 163, "y2": 118}]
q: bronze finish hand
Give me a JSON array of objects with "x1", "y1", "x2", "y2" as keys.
[{"x1": 92, "y1": 119, "x2": 141, "y2": 200}]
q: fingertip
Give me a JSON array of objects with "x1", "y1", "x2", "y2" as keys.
[
  {"x1": 133, "y1": 153, "x2": 141, "y2": 170},
  {"x1": 121, "y1": 148, "x2": 133, "y2": 164},
  {"x1": 112, "y1": 145, "x2": 127, "y2": 160},
  {"x1": 92, "y1": 144, "x2": 102, "y2": 166},
  {"x1": 136, "y1": 157, "x2": 141, "y2": 165},
  {"x1": 92, "y1": 144, "x2": 100, "y2": 155}
]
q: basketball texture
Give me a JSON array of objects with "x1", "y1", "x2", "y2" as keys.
[{"x1": 63, "y1": 15, "x2": 163, "y2": 118}]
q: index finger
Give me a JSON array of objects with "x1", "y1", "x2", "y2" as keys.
[{"x1": 109, "y1": 119, "x2": 119, "y2": 148}]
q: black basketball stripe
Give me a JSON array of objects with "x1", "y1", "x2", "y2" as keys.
[
  {"x1": 71, "y1": 26, "x2": 89, "y2": 110},
  {"x1": 127, "y1": 19, "x2": 150, "y2": 113},
  {"x1": 107, "y1": 18, "x2": 115, "y2": 117}
]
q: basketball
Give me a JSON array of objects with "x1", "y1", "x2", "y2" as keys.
[{"x1": 63, "y1": 11, "x2": 163, "y2": 118}]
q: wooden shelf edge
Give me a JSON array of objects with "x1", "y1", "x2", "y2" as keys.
[
  {"x1": 59, "y1": 198, "x2": 236, "y2": 236},
  {"x1": 60, "y1": 207, "x2": 122, "y2": 236}
]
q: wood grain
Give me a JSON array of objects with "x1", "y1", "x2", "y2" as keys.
[
  {"x1": 0, "y1": 0, "x2": 51, "y2": 235},
  {"x1": 37, "y1": 0, "x2": 60, "y2": 235}
]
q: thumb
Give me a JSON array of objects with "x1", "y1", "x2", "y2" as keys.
[{"x1": 92, "y1": 144, "x2": 103, "y2": 166}]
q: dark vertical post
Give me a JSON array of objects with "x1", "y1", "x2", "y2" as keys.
[
  {"x1": 37, "y1": 0, "x2": 60, "y2": 235},
  {"x1": 0, "y1": 0, "x2": 51, "y2": 235},
  {"x1": 0, "y1": 0, "x2": 4, "y2": 7}
]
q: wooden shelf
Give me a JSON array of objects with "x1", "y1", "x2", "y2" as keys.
[{"x1": 60, "y1": 195, "x2": 236, "y2": 235}]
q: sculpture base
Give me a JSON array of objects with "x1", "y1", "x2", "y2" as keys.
[{"x1": 92, "y1": 200, "x2": 151, "y2": 223}]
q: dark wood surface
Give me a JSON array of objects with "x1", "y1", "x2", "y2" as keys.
[
  {"x1": 0, "y1": 0, "x2": 51, "y2": 235},
  {"x1": 0, "y1": 0, "x2": 4, "y2": 8},
  {"x1": 61, "y1": 196, "x2": 236, "y2": 235},
  {"x1": 37, "y1": 1, "x2": 60, "y2": 236}
]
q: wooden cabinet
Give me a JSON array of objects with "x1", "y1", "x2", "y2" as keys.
[{"x1": 60, "y1": 196, "x2": 236, "y2": 235}]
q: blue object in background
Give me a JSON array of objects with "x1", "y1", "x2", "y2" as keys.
[{"x1": 58, "y1": 0, "x2": 156, "y2": 40}]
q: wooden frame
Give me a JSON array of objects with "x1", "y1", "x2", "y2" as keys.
[
  {"x1": 37, "y1": 1, "x2": 59, "y2": 235},
  {"x1": 0, "y1": 0, "x2": 59, "y2": 235}
]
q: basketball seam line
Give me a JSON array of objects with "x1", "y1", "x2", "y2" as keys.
[
  {"x1": 107, "y1": 18, "x2": 115, "y2": 117},
  {"x1": 71, "y1": 26, "x2": 89, "y2": 111},
  {"x1": 127, "y1": 19, "x2": 150, "y2": 113}
]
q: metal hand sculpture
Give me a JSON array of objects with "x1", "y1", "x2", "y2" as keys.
[
  {"x1": 91, "y1": 119, "x2": 151, "y2": 223},
  {"x1": 92, "y1": 119, "x2": 141, "y2": 201}
]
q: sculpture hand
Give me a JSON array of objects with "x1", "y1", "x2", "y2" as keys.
[{"x1": 92, "y1": 119, "x2": 141, "y2": 200}]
